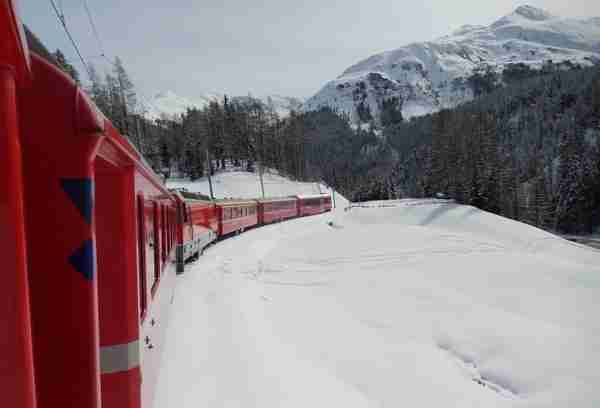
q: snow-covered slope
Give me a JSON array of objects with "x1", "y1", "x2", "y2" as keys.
[
  {"x1": 142, "y1": 90, "x2": 220, "y2": 120},
  {"x1": 167, "y1": 170, "x2": 335, "y2": 200},
  {"x1": 155, "y1": 199, "x2": 600, "y2": 407},
  {"x1": 304, "y1": 5, "x2": 600, "y2": 123},
  {"x1": 143, "y1": 91, "x2": 303, "y2": 120}
]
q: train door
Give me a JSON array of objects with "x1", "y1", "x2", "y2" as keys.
[{"x1": 94, "y1": 156, "x2": 141, "y2": 407}]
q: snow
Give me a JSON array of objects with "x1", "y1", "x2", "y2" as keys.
[
  {"x1": 143, "y1": 91, "x2": 221, "y2": 120},
  {"x1": 167, "y1": 170, "x2": 333, "y2": 200},
  {"x1": 143, "y1": 92, "x2": 303, "y2": 120},
  {"x1": 304, "y1": 5, "x2": 600, "y2": 123},
  {"x1": 154, "y1": 199, "x2": 600, "y2": 407}
]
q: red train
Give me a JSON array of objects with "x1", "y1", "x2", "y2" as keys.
[
  {"x1": 0, "y1": 4, "x2": 332, "y2": 408},
  {"x1": 172, "y1": 194, "x2": 332, "y2": 273},
  {"x1": 297, "y1": 194, "x2": 333, "y2": 216},
  {"x1": 257, "y1": 196, "x2": 298, "y2": 224},
  {"x1": 172, "y1": 192, "x2": 217, "y2": 273}
]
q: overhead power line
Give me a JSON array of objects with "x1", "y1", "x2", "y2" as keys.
[
  {"x1": 81, "y1": 0, "x2": 106, "y2": 57},
  {"x1": 48, "y1": 0, "x2": 91, "y2": 78}
]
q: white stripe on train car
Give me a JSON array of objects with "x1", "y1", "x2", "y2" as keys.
[{"x1": 100, "y1": 340, "x2": 140, "y2": 374}]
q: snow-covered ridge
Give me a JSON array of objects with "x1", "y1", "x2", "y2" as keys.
[
  {"x1": 304, "y1": 5, "x2": 600, "y2": 123},
  {"x1": 143, "y1": 91, "x2": 303, "y2": 120},
  {"x1": 166, "y1": 169, "x2": 335, "y2": 201}
]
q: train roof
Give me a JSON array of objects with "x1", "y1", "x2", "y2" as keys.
[
  {"x1": 178, "y1": 190, "x2": 212, "y2": 201},
  {"x1": 256, "y1": 196, "x2": 298, "y2": 203},
  {"x1": 296, "y1": 194, "x2": 330, "y2": 200},
  {"x1": 214, "y1": 199, "x2": 258, "y2": 207}
]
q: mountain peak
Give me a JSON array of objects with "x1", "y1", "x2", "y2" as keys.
[
  {"x1": 305, "y1": 5, "x2": 600, "y2": 123},
  {"x1": 512, "y1": 5, "x2": 554, "y2": 21}
]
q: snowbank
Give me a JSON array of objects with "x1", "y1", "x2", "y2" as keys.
[{"x1": 155, "y1": 200, "x2": 600, "y2": 407}]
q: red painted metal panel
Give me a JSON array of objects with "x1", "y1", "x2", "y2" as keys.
[
  {"x1": 0, "y1": 0, "x2": 31, "y2": 84},
  {"x1": 101, "y1": 368, "x2": 141, "y2": 408},
  {"x1": 189, "y1": 200, "x2": 218, "y2": 236},
  {"x1": 95, "y1": 157, "x2": 141, "y2": 408},
  {"x1": 258, "y1": 198, "x2": 298, "y2": 225},
  {"x1": 216, "y1": 201, "x2": 258, "y2": 236},
  {"x1": 323, "y1": 196, "x2": 332, "y2": 212},
  {"x1": 0, "y1": 65, "x2": 36, "y2": 408},
  {"x1": 0, "y1": 15, "x2": 36, "y2": 408},
  {"x1": 18, "y1": 54, "x2": 104, "y2": 408}
]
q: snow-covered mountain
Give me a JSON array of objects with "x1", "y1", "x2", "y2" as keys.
[
  {"x1": 142, "y1": 91, "x2": 221, "y2": 120},
  {"x1": 143, "y1": 91, "x2": 303, "y2": 120},
  {"x1": 304, "y1": 5, "x2": 600, "y2": 123}
]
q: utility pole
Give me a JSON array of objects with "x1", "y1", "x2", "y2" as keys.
[
  {"x1": 332, "y1": 188, "x2": 336, "y2": 209},
  {"x1": 258, "y1": 161, "x2": 265, "y2": 198},
  {"x1": 206, "y1": 148, "x2": 214, "y2": 200}
]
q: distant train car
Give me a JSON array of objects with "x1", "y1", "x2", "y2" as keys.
[
  {"x1": 17, "y1": 48, "x2": 177, "y2": 408},
  {"x1": 215, "y1": 199, "x2": 259, "y2": 236},
  {"x1": 323, "y1": 195, "x2": 333, "y2": 212},
  {"x1": 257, "y1": 196, "x2": 298, "y2": 225},
  {"x1": 297, "y1": 194, "x2": 330, "y2": 216},
  {"x1": 0, "y1": 2, "x2": 36, "y2": 407},
  {"x1": 173, "y1": 193, "x2": 218, "y2": 273}
]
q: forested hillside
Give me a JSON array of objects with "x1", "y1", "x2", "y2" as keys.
[
  {"x1": 80, "y1": 58, "x2": 382, "y2": 195},
  {"x1": 42, "y1": 33, "x2": 600, "y2": 235},
  {"x1": 82, "y1": 58, "x2": 600, "y2": 234},
  {"x1": 384, "y1": 63, "x2": 600, "y2": 234}
]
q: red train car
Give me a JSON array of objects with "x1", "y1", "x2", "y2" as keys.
[
  {"x1": 215, "y1": 199, "x2": 259, "y2": 236},
  {"x1": 16, "y1": 45, "x2": 177, "y2": 408},
  {"x1": 257, "y1": 196, "x2": 298, "y2": 225},
  {"x1": 323, "y1": 195, "x2": 333, "y2": 212},
  {"x1": 0, "y1": 2, "x2": 36, "y2": 408},
  {"x1": 297, "y1": 194, "x2": 331, "y2": 216},
  {"x1": 173, "y1": 192, "x2": 217, "y2": 273}
]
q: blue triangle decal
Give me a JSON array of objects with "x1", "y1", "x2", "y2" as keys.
[
  {"x1": 60, "y1": 178, "x2": 93, "y2": 225},
  {"x1": 68, "y1": 240, "x2": 95, "y2": 281}
]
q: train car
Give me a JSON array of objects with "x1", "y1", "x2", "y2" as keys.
[
  {"x1": 173, "y1": 192, "x2": 218, "y2": 273},
  {"x1": 297, "y1": 194, "x2": 330, "y2": 216},
  {"x1": 17, "y1": 44, "x2": 177, "y2": 408},
  {"x1": 257, "y1": 196, "x2": 298, "y2": 225},
  {"x1": 0, "y1": 2, "x2": 36, "y2": 408},
  {"x1": 323, "y1": 195, "x2": 333, "y2": 212},
  {"x1": 215, "y1": 199, "x2": 259, "y2": 236}
]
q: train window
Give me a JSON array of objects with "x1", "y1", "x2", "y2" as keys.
[
  {"x1": 152, "y1": 203, "x2": 160, "y2": 291},
  {"x1": 161, "y1": 205, "x2": 167, "y2": 264},
  {"x1": 137, "y1": 196, "x2": 147, "y2": 319},
  {"x1": 168, "y1": 211, "x2": 172, "y2": 251},
  {"x1": 146, "y1": 203, "x2": 157, "y2": 295},
  {"x1": 164, "y1": 206, "x2": 169, "y2": 259},
  {"x1": 167, "y1": 210, "x2": 170, "y2": 252}
]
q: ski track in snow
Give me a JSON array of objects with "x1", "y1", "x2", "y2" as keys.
[{"x1": 154, "y1": 200, "x2": 600, "y2": 408}]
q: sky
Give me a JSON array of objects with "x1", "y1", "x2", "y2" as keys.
[{"x1": 20, "y1": 0, "x2": 600, "y2": 101}]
